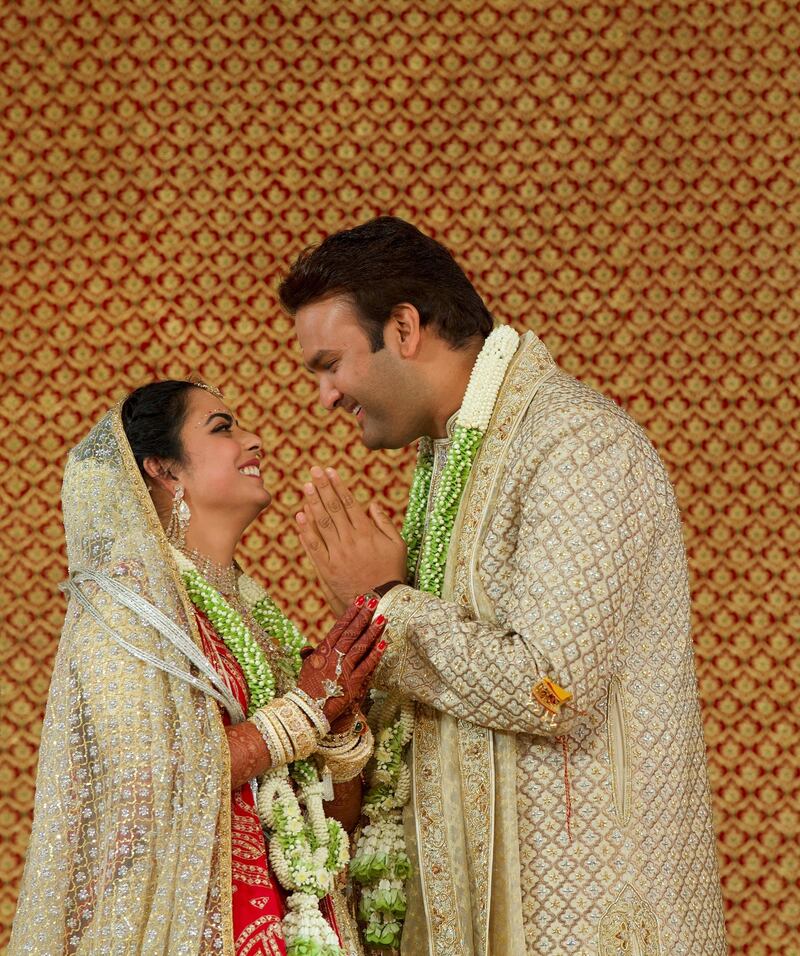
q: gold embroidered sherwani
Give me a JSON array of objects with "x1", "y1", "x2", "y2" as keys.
[{"x1": 375, "y1": 331, "x2": 728, "y2": 956}]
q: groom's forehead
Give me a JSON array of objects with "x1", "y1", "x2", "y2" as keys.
[{"x1": 295, "y1": 296, "x2": 369, "y2": 350}]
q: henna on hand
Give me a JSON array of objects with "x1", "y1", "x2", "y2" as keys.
[
  {"x1": 297, "y1": 600, "x2": 388, "y2": 724},
  {"x1": 226, "y1": 721, "x2": 271, "y2": 791},
  {"x1": 323, "y1": 775, "x2": 364, "y2": 833}
]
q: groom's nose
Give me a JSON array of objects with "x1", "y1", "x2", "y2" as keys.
[{"x1": 319, "y1": 380, "x2": 342, "y2": 411}]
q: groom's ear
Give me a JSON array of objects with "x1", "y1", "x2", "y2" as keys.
[{"x1": 387, "y1": 302, "x2": 422, "y2": 359}]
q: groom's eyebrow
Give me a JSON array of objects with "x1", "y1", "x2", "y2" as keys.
[{"x1": 304, "y1": 349, "x2": 340, "y2": 372}]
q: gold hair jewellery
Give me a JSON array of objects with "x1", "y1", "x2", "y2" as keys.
[{"x1": 188, "y1": 379, "x2": 224, "y2": 399}]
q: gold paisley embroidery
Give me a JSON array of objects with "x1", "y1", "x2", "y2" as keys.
[
  {"x1": 413, "y1": 703, "x2": 468, "y2": 955},
  {"x1": 455, "y1": 720, "x2": 494, "y2": 953},
  {"x1": 598, "y1": 884, "x2": 662, "y2": 956},
  {"x1": 233, "y1": 913, "x2": 285, "y2": 956}
]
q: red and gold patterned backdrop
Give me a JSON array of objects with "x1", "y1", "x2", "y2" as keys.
[{"x1": 1, "y1": 1, "x2": 798, "y2": 952}]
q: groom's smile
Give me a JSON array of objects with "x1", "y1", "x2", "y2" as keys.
[{"x1": 295, "y1": 294, "x2": 425, "y2": 450}]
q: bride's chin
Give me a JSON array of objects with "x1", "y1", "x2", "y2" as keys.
[{"x1": 256, "y1": 488, "x2": 272, "y2": 511}]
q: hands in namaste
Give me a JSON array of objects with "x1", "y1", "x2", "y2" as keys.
[
  {"x1": 295, "y1": 466, "x2": 407, "y2": 614},
  {"x1": 296, "y1": 596, "x2": 388, "y2": 725}
]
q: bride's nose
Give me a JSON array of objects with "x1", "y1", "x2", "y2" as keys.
[{"x1": 242, "y1": 431, "x2": 261, "y2": 454}]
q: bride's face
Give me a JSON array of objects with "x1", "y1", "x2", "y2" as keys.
[{"x1": 170, "y1": 387, "x2": 271, "y2": 524}]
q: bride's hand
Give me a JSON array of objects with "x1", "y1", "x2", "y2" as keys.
[
  {"x1": 296, "y1": 597, "x2": 387, "y2": 725},
  {"x1": 296, "y1": 467, "x2": 407, "y2": 609}
]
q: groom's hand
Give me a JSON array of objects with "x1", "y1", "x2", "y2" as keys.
[{"x1": 295, "y1": 467, "x2": 407, "y2": 608}]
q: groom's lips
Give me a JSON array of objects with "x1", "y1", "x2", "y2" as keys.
[{"x1": 342, "y1": 398, "x2": 364, "y2": 422}]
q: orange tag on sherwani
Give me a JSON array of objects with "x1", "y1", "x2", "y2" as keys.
[{"x1": 531, "y1": 677, "x2": 573, "y2": 715}]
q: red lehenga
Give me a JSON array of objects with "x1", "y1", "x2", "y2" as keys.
[{"x1": 196, "y1": 610, "x2": 344, "y2": 956}]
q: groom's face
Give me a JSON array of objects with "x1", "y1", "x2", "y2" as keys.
[{"x1": 295, "y1": 295, "x2": 421, "y2": 450}]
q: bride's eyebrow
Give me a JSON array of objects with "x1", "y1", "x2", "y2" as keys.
[{"x1": 204, "y1": 411, "x2": 235, "y2": 427}]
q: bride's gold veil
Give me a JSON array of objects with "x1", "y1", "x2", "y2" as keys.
[{"x1": 10, "y1": 404, "x2": 235, "y2": 955}]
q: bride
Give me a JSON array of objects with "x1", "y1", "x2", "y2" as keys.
[{"x1": 10, "y1": 380, "x2": 388, "y2": 956}]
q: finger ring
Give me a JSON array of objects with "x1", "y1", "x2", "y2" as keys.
[
  {"x1": 314, "y1": 678, "x2": 346, "y2": 708},
  {"x1": 334, "y1": 649, "x2": 345, "y2": 678},
  {"x1": 322, "y1": 678, "x2": 345, "y2": 699}
]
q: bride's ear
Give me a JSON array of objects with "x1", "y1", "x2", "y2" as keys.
[{"x1": 143, "y1": 457, "x2": 176, "y2": 493}]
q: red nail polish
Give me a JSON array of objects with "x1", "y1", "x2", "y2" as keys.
[
  {"x1": 374, "y1": 614, "x2": 385, "y2": 627},
  {"x1": 355, "y1": 595, "x2": 365, "y2": 607},
  {"x1": 367, "y1": 597, "x2": 378, "y2": 610},
  {"x1": 377, "y1": 640, "x2": 387, "y2": 651}
]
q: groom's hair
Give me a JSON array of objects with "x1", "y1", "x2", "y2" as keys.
[{"x1": 278, "y1": 216, "x2": 494, "y2": 351}]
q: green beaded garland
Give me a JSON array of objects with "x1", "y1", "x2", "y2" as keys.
[
  {"x1": 181, "y1": 566, "x2": 312, "y2": 716},
  {"x1": 401, "y1": 425, "x2": 484, "y2": 597}
]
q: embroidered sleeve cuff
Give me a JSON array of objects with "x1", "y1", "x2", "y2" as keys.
[{"x1": 373, "y1": 584, "x2": 426, "y2": 690}]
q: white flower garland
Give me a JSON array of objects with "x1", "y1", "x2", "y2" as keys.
[
  {"x1": 350, "y1": 693, "x2": 414, "y2": 949},
  {"x1": 171, "y1": 546, "x2": 349, "y2": 956},
  {"x1": 457, "y1": 324, "x2": 520, "y2": 430},
  {"x1": 353, "y1": 325, "x2": 520, "y2": 949}
]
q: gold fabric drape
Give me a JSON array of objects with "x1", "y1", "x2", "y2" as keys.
[
  {"x1": 8, "y1": 407, "x2": 234, "y2": 954},
  {"x1": 1, "y1": 3, "x2": 797, "y2": 953}
]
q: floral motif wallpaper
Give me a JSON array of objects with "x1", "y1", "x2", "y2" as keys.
[{"x1": 1, "y1": 2, "x2": 797, "y2": 951}]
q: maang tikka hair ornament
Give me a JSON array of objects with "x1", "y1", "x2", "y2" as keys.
[{"x1": 166, "y1": 484, "x2": 191, "y2": 546}]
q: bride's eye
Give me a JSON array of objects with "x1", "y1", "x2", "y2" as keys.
[{"x1": 213, "y1": 422, "x2": 232, "y2": 433}]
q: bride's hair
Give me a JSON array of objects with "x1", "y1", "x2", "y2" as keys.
[{"x1": 121, "y1": 380, "x2": 198, "y2": 478}]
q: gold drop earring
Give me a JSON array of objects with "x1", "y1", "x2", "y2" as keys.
[{"x1": 166, "y1": 484, "x2": 191, "y2": 547}]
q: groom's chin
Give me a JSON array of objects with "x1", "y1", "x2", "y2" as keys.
[
  {"x1": 361, "y1": 433, "x2": 406, "y2": 452},
  {"x1": 360, "y1": 432, "x2": 383, "y2": 451},
  {"x1": 359, "y1": 427, "x2": 389, "y2": 451}
]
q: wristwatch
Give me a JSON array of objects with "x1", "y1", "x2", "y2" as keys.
[{"x1": 370, "y1": 579, "x2": 403, "y2": 599}]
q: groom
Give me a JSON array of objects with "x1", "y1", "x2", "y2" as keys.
[{"x1": 278, "y1": 217, "x2": 728, "y2": 955}]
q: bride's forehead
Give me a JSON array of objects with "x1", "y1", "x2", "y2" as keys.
[{"x1": 184, "y1": 388, "x2": 232, "y2": 422}]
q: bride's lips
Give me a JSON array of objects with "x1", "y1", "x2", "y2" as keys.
[{"x1": 238, "y1": 458, "x2": 262, "y2": 478}]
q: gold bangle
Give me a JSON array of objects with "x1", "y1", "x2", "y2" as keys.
[
  {"x1": 285, "y1": 688, "x2": 330, "y2": 737},
  {"x1": 317, "y1": 733, "x2": 370, "y2": 757},
  {"x1": 318, "y1": 726, "x2": 374, "y2": 781},
  {"x1": 251, "y1": 708, "x2": 290, "y2": 766},
  {"x1": 271, "y1": 697, "x2": 319, "y2": 762},
  {"x1": 265, "y1": 707, "x2": 296, "y2": 763}
]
